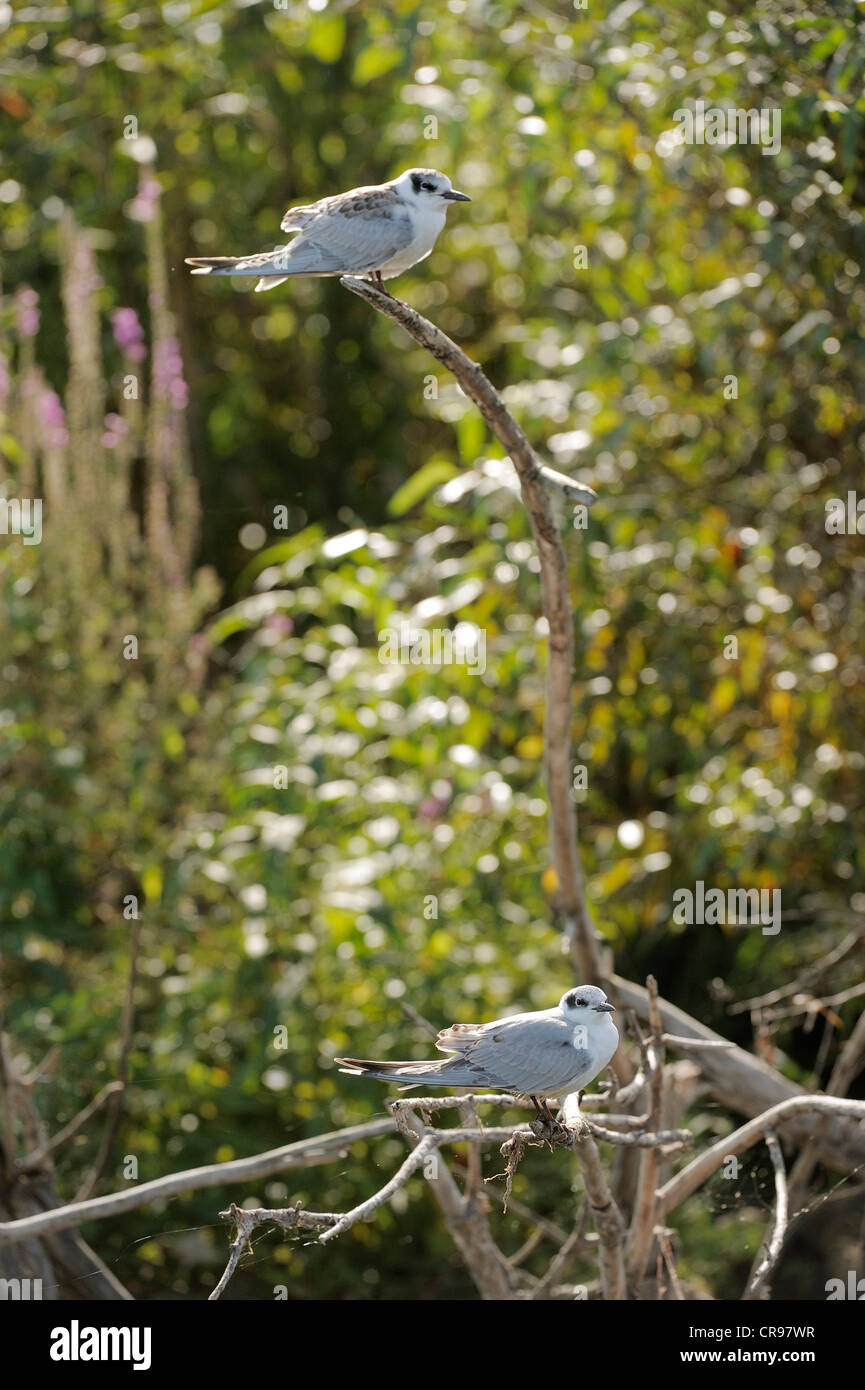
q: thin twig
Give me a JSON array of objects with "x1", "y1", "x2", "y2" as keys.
[
  {"x1": 400, "y1": 999, "x2": 439, "y2": 1040},
  {"x1": 18, "y1": 1082, "x2": 124, "y2": 1172},
  {"x1": 340, "y1": 276, "x2": 601, "y2": 983},
  {"x1": 728, "y1": 929, "x2": 862, "y2": 1014},
  {"x1": 319, "y1": 1134, "x2": 439, "y2": 1244},
  {"x1": 0, "y1": 1117, "x2": 395, "y2": 1247},
  {"x1": 531, "y1": 1216, "x2": 589, "y2": 1300},
  {"x1": 74, "y1": 918, "x2": 141, "y2": 1201},
  {"x1": 743, "y1": 1127, "x2": 788, "y2": 1301},
  {"x1": 210, "y1": 1201, "x2": 337, "y2": 1300},
  {"x1": 658, "y1": 1095, "x2": 865, "y2": 1216},
  {"x1": 609, "y1": 974, "x2": 865, "y2": 1173},
  {"x1": 655, "y1": 1227, "x2": 686, "y2": 1301},
  {"x1": 626, "y1": 976, "x2": 665, "y2": 1287}
]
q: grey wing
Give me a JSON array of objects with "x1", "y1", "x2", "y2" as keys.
[
  {"x1": 436, "y1": 1022, "x2": 488, "y2": 1055},
  {"x1": 457, "y1": 1016, "x2": 592, "y2": 1092},
  {"x1": 280, "y1": 202, "x2": 320, "y2": 233},
  {"x1": 278, "y1": 207, "x2": 414, "y2": 275}
]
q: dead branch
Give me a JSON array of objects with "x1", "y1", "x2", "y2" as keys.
[
  {"x1": 728, "y1": 928, "x2": 862, "y2": 1015},
  {"x1": 74, "y1": 919, "x2": 141, "y2": 1202},
  {"x1": 658, "y1": 1095, "x2": 865, "y2": 1216},
  {"x1": 626, "y1": 976, "x2": 665, "y2": 1287},
  {"x1": 743, "y1": 1127, "x2": 788, "y2": 1301},
  {"x1": 609, "y1": 974, "x2": 865, "y2": 1172},
  {"x1": 211, "y1": 1201, "x2": 337, "y2": 1301},
  {"x1": 0, "y1": 1117, "x2": 394, "y2": 1247},
  {"x1": 397, "y1": 1109, "x2": 520, "y2": 1299},
  {"x1": 561, "y1": 1094, "x2": 627, "y2": 1301},
  {"x1": 319, "y1": 1133, "x2": 439, "y2": 1244},
  {"x1": 340, "y1": 275, "x2": 601, "y2": 983},
  {"x1": 18, "y1": 1082, "x2": 124, "y2": 1173}
]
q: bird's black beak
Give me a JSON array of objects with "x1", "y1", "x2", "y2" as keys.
[
  {"x1": 594, "y1": 1003, "x2": 616, "y2": 1013},
  {"x1": 442, "y1": 189, "x2": 471, "y2": 201}
]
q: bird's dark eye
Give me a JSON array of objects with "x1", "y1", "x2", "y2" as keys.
[
  {"x1": 565, "y1": 991, "x2": 586, "y2": 1008},
  {"x1": 421, "y1": 181, "x2": 435, "y2": 191}
]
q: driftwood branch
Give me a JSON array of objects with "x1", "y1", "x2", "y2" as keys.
[
  {"x1": 743, "y1": 1127, "x2": 788, "y2": 1301},
  {"x1": 658, "y1": 1095, "x2": 865, "y2": 1216},
  {"x1": 211, "y1": 1202, "x2": 337, "y2": 1301},
  {"x1": 340, "y1": 276, "x2": 601, "y2": 983},
  {"x1": 319, "y1": 1133, "x2": 439, "y2": 1244},
  {"x1": 610, "y1": 974, "x2": 865, "y2": 1173},
  {"x1": 560, "y1": 1093, "x2": 627, "y2": 1300},
  {"x1": 625, "y1": 976, "x2": 665, "y2": 1288},
  {"x1": 0, "y1": 1117, "x2": 394, "y2": 1247}
]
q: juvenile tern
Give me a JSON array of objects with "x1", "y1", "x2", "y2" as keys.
[
  {"x1": 185, "y1": 168, "x2": 471, "y2": 293},
  {"x1": 336, "y1": 985, "x2": 619, "y2": 1122}
]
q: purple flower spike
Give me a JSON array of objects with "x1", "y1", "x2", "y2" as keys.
[
  {"x1": 111, "y1": 306, "x2": 147, "y2": 362},
  {"x1": 16, "y1": 286, "x2": 40, "y2": 339},
  {"x1": 41, "y1": 388, "x2": 68, "y2": 449}
]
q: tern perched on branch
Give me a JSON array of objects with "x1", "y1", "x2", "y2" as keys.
[
  {"x1": 336, "y1": 986, "x2": 619, "y2": 1123},
  {"x1": 185, "y1": 168, "x2": 471, "y2": 294}
]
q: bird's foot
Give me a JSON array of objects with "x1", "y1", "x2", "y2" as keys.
[{"x1": 559, "y1": 1112, "x2": 592, "y2": 1143}]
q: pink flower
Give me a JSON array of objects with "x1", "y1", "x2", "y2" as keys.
[
  {"x1": 101, "y1": 411, "x2": 129, "y2": 449},
  {"x1": 16, "y1": 286, "x2": 40, "y2": 339},
  {"x1": 153, "y1": 335, "x2": 188, "y2": 410},
  {"x1": 127, "y1": 176, "x2": 162, "y2": 224},
  {"x1": 111, "y1": 307, "x2": 146, "y2": 362},
  {"x1": 41, "y1": 389, "x2": 68, "y2": 450}
]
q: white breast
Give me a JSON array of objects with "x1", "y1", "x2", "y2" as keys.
[{"x1": 379, "y1": 203, "x2": 446, "y2": 278}]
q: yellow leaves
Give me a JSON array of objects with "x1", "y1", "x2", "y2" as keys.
[
  {"x1": 769, "y1": 689, "x2": 792, "y2": 725},
  {"x1": 307, "y1": 15, "x2": 346, "y2": 63},
  {"x1": 738, "y1": 632, "x2": 764, "y2": 695},
  {"x1": 162, "y1": 725, "x2": 185, "y2": 758},
  {"x1": 427, "y1": 929, "x2": 454, "y2": 958},
  {"x1": 596, "y1": 860, "x2": 634, "y2": 896},
  {"x1": 696, "y1": 506, "x2": 729, "y2": 544},
  {"x1": 136, "y1": 1241, "x2": 164, "y2": 1265},
  {"x1": 353, "y1": 46, "x2": 401, "y2": 84},
  {"x1": 141, "y1": 864, "x2": 162, "y2": 904},
  {"x1": 541, "y1": 865, "x2": 558, "y2": 896},
  {"x1": 209, "y1": 1066, "x2": 230, "y2": 1088},
  {"x1": 215, "y1": 1145, "x2": 235, "y2": 1164},
  {"x1": 516, "y1": 734, "x2": 544, "y2": 759},
  {"x1": 710, "y1": 675, "x2": 739, "y2": 716}
]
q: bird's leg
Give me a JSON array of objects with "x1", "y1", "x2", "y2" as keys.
[
  {"x1": 371, "y1": 270, "x2": 391, "y2": 296},
  {"x1": 528, "y1": 1095, "x2": 562, "y2": 1149}
]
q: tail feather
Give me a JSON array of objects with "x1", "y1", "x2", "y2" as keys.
[
  {"x1": 184, "y1": 251, "x2": 293, "y2": 280},
  {"x1": 335, "y1": 1056, "x2": 464, "y2": 1087},
  {"x1": 254, "y1": 276, "x2": 290, "y2": 292}
]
